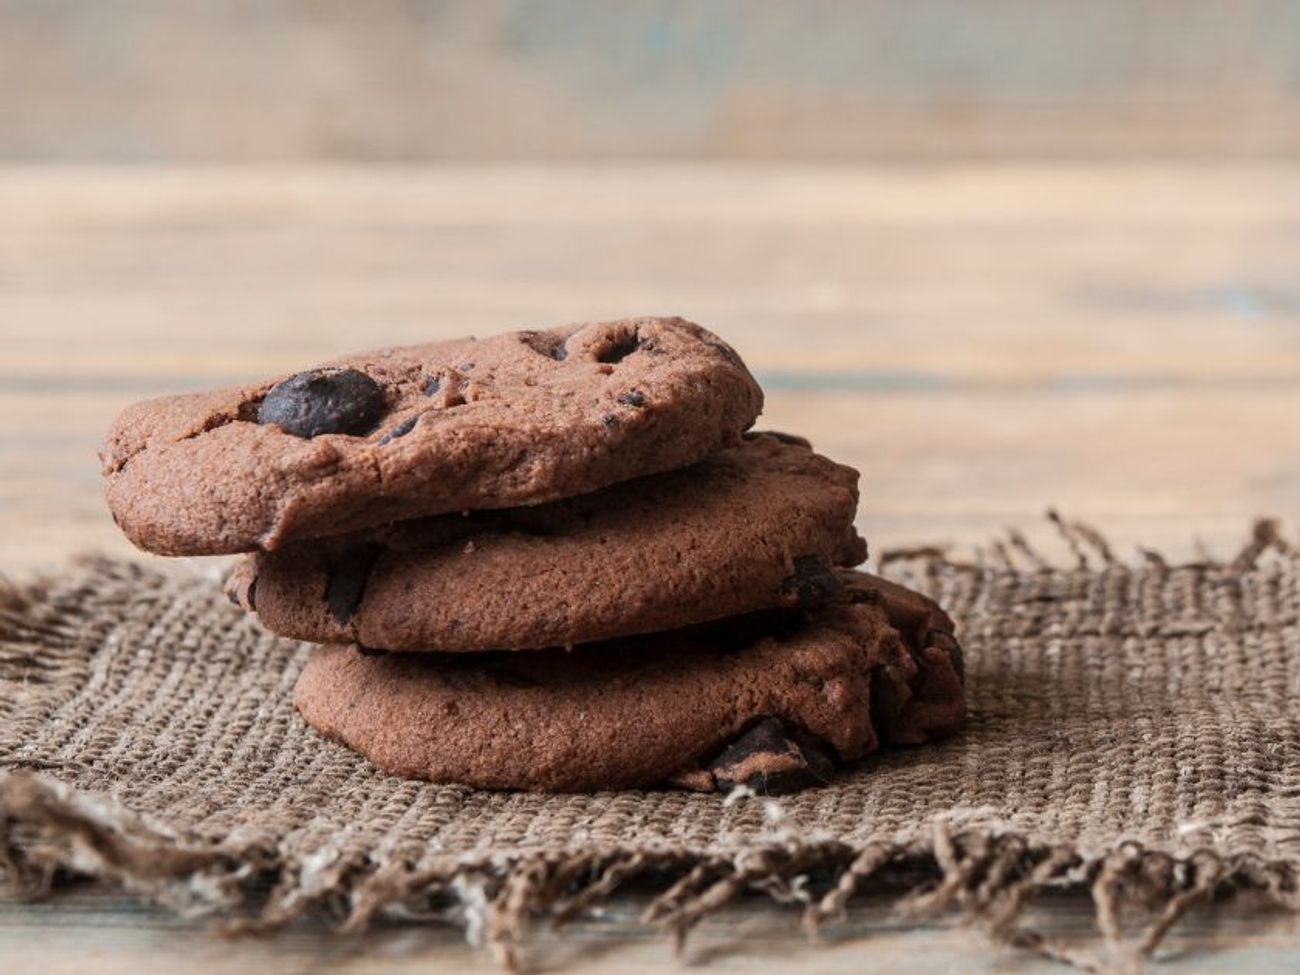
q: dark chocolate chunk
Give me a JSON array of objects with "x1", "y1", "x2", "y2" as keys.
[
  {"x1": 378, "y1": 415, "x2": 418, "y2": 445},
  {"x1": 744, "y1": 430, "x2": 812, "y2": 449},
  {"x1": 617, "y1": 390, "x2": 646, "y2": 407},
  {"x1": 781, "y1": 555, "x2": 845, "y2": 607},
  {"x1": 325, "y1": 545, "x2": 384, "y2": 625},
  {"x1": 423, "y1": 376, "x2": 441, "y2": 396},
  {"x1": 257, "y1": 368, "x2": 385, "y2": 439},
  {"x1": 708, "y1": 717, "x2": 835, "y2": 795}
]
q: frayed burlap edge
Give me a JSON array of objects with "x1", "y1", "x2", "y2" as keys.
[
  {"x1": 5, "y1": 770, "x2": 1300, "y2": 975},
  {"x1": 3, "y1": 516, "x2": 1300, "y2": 974}
]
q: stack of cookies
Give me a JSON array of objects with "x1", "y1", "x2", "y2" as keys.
[{"x1": 102, "y1": 317, "x2": 964, "y2": 793}]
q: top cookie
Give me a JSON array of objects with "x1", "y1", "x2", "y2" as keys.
[{"x1": 101, "y1": 317, "x2": 763, "y2": 555}]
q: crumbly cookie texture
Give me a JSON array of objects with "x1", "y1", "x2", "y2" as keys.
[
  {"x1": 227, "y1": 433, "x2": 867, "y2": 652},
  {"x1": 292, "y1": 571, "x2": 966, "y2": 793},
  {"x1": 102, "y1": 317, "x2": 763, "y2": 556}
]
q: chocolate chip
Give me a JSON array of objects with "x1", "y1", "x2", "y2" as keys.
[
  {"x1": 708, "y1": 718, "x2": 835, "y2": 795},
  {"x1": 781, "y1": 555, "x2": 844, "y2": 607},
  {"x1": 617, "y1": 390, "x2": 645, "y2": 407},
  {"x1": 258, "y1": 368, "x2": 385, "y2": 439},
  {"x1": 602, "y1": 414, "x2": 620, "y2": 429},
  {"x1": 357, "y1": 646, "x2": 387, "y2": 657},
  {"x1": 743, "y1": 430, "x2": 811, "y2": 449},
  {"x1": 423, "y1": 376, "x2": 441, "y2": 396},
  {"x1": 378, "y1": 415, "x2": 418, "y2": 445},
  {"x1": 325, "y1": 544, "x2": 384, "y2": 625}
]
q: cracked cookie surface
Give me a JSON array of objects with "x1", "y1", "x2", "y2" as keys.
[
  {"x1": 101, "y1": 317, "x2": 763, "y2": 555},
  {"x1": 291, "y1": 571, "x2": 967, "y2": 792},
  {"x1": 228, "y1": 434, "x2": 867, "y2": 651}
]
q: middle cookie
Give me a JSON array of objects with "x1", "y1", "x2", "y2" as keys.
[{"x1": 228, "y1": 432, "x2": 867, "y2": 652}]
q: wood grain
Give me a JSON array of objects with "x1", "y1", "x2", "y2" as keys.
[
  {"x1": 3, "y1": 163, "x2": 1300, "y2": 971},
  {"x1": 6, "y1": 881, "x2": 1300, "y2": 975},
  {"x1": 3, "y1": 164, "x2": 1299, "y2": 571},
  {"x1": 5, "y1": 1, "x2": 1300, "y2": 161}
]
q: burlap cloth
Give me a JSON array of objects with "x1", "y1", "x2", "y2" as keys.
[{"x1": 3, "y1": 519, "x2": 1300, "y2": 972}]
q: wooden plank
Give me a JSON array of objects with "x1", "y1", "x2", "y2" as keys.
[
  {"x1": 5, "y1": 880, "x2": 1300, "y2": 975},
  {"x1": 4, "y1": 2, "x2": 1300, "y2": 161},
  {"x1": 4, "y1": 165, "x2": 1300, "y2": 384},
  {"x1": 3, "y1": 164, "x2": 1299, "y2": 569}
]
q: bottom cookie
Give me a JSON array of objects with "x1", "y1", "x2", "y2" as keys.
[{"x1": 292, "y1": 571, "x2": 965, "y2": 793}]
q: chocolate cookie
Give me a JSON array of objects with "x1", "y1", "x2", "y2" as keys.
[
  {"x1": 228, "y1": 434, "x2": 867, "y2": 651},
  {"x1": 291, "y1": 571, "x2": 966, "y2": 792},
  {"x1": 102, "y1": 317, "x2": 763, "y2": 555}
]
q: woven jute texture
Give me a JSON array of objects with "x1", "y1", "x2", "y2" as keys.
[{"x1": 3, "y1": 521, "x2": 1300, "y2": 972}]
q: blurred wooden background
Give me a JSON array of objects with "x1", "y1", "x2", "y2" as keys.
[
  {"x1": 3, "y1": 0, "x2": 1300, "y2": 161},
  {"x1": 3, "y1": 162, "x2": 1300, "y2": 573}
]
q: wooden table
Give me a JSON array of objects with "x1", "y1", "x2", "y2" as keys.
[{"x1": 4, "y1": 163, "x2": 1300, "y2": 971}]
